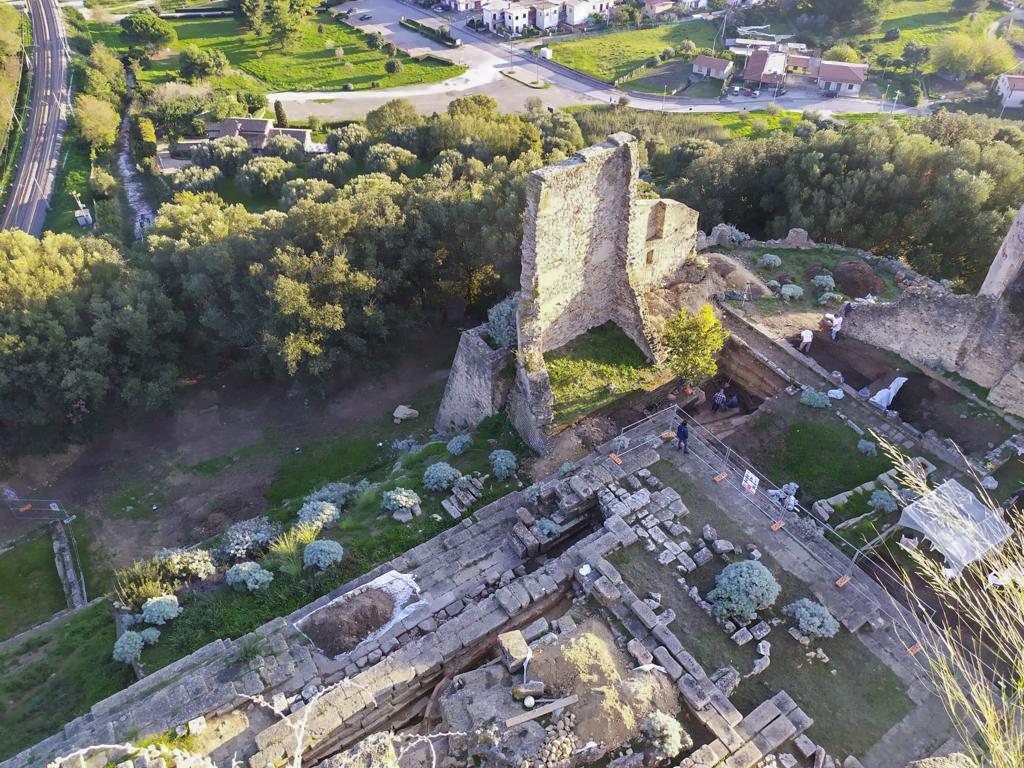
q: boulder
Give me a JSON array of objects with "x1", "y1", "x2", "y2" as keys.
[{"x1": 392, "y1": 404, "x2": 420, "y2": 423}]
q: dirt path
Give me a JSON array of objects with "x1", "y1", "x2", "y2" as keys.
[{"x1": 0, "y1": 328, "x2": 458, "y2": 568}]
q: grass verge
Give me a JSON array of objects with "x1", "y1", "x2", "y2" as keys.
[{"x1": 0, "y1": 533, "x2": 68, "y2": 641}]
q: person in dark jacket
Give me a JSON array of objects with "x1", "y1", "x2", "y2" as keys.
[{"x1": 676, "y1": 421, "x2": 689, "y2": 453}]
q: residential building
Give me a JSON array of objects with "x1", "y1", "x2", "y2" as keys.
[
  {"x1": 816, "y1": 61, "x2": 868, "y2": 96},
  {"x1": 642, "y1": 0, "x2": 675, "y2": 17},
  {"x1": 531, "y1": 0, "x2": 560, "y2": 29},
  {"x1": 205, "y1": 118, "x2": 313, "y2": 152},
  {"x1": 997, "y1": 73, "x2": 1024, "y2": 109},
  {"x1": 692, "y1": 53, "x2": 733, "y2": 80},
  {"x1": 482, "y1": 1, "x2": 530, "y2": 32},
  {"x1": 743, "y1": 49, "x2": 786, "y2": 87}
]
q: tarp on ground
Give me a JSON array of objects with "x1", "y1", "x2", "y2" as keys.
[
  {"x1": 870, "y1": 376, "x2": 908, "y2": 409},
  {"x1": 899, "y1": 479, "x2": 1011, "y2": 576}
]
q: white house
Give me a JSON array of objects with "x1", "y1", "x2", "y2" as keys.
[
  {"x1": 561, "y1": 0, "x2": 595, "y2": 26},
  {"x1": 692, "y1": 54, "x2": 734, "y2": 80},
  {"x1": 997, "y1": 73, "x2": 1024, "y2": 109},
  {"x1": 482, "y1": 1, "x2": 530, "y2": 32},
  {"x1": 531, "y1": 0, "x2": 560, "y2": 29},
  {"x1": 816, "y1": 61, "x2": 869, "y2": 96}
]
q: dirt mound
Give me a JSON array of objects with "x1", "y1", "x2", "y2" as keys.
[
  {"x1": 708, "y1": 255, "x2": 771, "y2": 296},
  {"x1": 298, "y1": 587, "x2": 395, "y2": 657},
  {"x1": 530, "y1": 619, "x2": 679, "y2": 750},
  {"x1": 834, "y1": 260, "x2": 885, "y2": 298}
]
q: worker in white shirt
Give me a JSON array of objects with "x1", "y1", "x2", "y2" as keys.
[
  {"x1": 798, "y1": 328, "x2": 813, "y2": 353},
  {"x1": 831, "y1": 314, "x2": 843, "y2": 341}
]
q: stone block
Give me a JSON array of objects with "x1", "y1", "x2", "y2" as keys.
[
  {"x1": 731, "y1": 628, "x2": 753, "y2": 646},
  {"x1": 700, "y1": 709, "x2": 744, "y2": 752},
  {"x1": 522, "y1": 617, "x2": 549, "y2": 642},
  {"x1": 653, "y1": 646, "x2": 683, "y2": 680},
  {"x1": 736, "y1": 700, "x2": 781, "y2": 740},
  {"x1": 723, "y1": 742, "x2": 763, "y2": 768},
  {"x1": 787, "y1": 706, "x2": 813, "y2": 735},
  {"x1": 694, "y1": 548, "x2": 713, "y2": 567},
  {"x1": 593, "y1": 575, "x2": 622, "y2": 605},
  {"x1": 752, "y1": 715, "x2": 797, "y2": 754},
  {"x1": 497, "y1": 630, "x2": 530, "y2": 673},
  {"x1": 793, "y1": 734, "x2": 817, "y2": 760},
  {"x1": 709, "y1": 690, "x2": 743, "y2": 726},
  {"x1": 627, "y1": 638, "x2": 653, "y2": 666},
  {"x1": 594, "y1": 557, "x2": 623, "y2": 584},
  {"x1": 631, "y1": 599, "x2": 659, "y2": 630},
  {"x1": 677, "y1": 674, "x2": 710, "y2": 709},
  {"x1": 750, "y1": 621, "x2": 771, "y2": 640},
  {"x1": 676, "y1": 551, "x2": 697, "y2": 572},
  {"x1": 769, "y1": 690, "x2": 798, "y2": 716}
]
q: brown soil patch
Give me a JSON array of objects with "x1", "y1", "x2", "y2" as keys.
[
  {"x1": 530, "y1": 618, "x2": 679, "y2": 750},
  {"x1": 298, "y1": 587, "x2": 395, "y2": 657},
  {"x1": 834, "y1": 260, "x2": 885, "y2": 298}
]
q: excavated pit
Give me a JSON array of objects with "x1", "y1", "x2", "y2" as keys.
[{"x1": 298, "y1": 588, "x2": 396, "y2": 658}]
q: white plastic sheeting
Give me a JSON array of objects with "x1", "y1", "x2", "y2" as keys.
[
  {"x1": 900, "y1": 479, "x2": 1011, "y2": 576},
  {"x1": 870, "y1": 376, "x2": 908, "y2": 409}
]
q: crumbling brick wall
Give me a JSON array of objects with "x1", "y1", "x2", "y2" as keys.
[{"x1": 434, "y1": 325, "x2": 513, "y2": 434}]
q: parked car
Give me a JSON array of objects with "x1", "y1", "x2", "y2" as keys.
[
  {"x1": 358, "y1": 13, "x2": 372, "y2": 19},
  {"x1": 741, "y1": 87, "x2": 753, "y2": 96},
  {"x1": 749, "y1": 89, "x2": 760, "y2": 97},
  {"x1": 822, "y1": 90, "x2": 839, "y2": 98},
  {"x1": 775, "y1": 88, "x2": 788, "y2": 97},
  {"x1": 729, "y1": 86, "x2": 741, "y2": 95},
  {"x1": 432, "y1": 5, "x2": 444, "y2": 10}
]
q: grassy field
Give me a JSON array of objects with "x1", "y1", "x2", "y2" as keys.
[
  {"x1": 853, "y1": 0, "x2": 1003, "y2": 71},
  {"x1": 88, "y1": 15, "x2": 465, "y2": 92},
  {"x1": 615, "y1": 461, "x2": 914, "y2": 758},
  {"x1": 0, "y1": 601, "x2": 136, "y2": 761},
  {"x1": 549, "y1": 20, "x2": 717, "y2": 82},
  {"x1": 0, "y1": 7, "x2": 22, "y2": 152},
  {"x1": 544, "y1": 322, "x2": 665, "y2": 425},
  {"x1": 0, "y1": 533, "x2": 67, "y2": 641},
  {"x1": 623, "y1": 59, "x2": 726, "y2": 98},
  {"x1": 42, "y1": 127, "x2": 92, "y2": 235},
  {"x1": 141, "y1": 390, "x2": 527, "y2": 670}
]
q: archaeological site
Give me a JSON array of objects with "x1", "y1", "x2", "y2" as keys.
[{"x1": 6, "y1": 134, "x2": 1024, "y2": 768}]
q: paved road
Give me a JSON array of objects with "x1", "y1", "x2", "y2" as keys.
[
  {"x1": 1, "y1": 0, "x2": 71, "y2": 236},
  {"x1": 273, "y1": 0, "x2": 924, "y2": 120}
]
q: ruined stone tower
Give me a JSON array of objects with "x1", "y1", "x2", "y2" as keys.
[{"x1": 979, "y1": 205, "x2": 1024, "y2": 299}]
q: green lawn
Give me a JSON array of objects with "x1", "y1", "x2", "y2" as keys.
[
  {"x1": 544, "y1": 322, "x2": 666, "y2": 425},
  {"x1": 0, "y1": 534, "x2": 67, "y2": 641},
  {"x1": 0, "y1": 7, "x2": 22, "y2": 152},
  {"x1": 89, "y1": 15, "x2": 465, "y2": 92},
  {"x1": 42, "y1": 130, "x2": 92, "y2": 235},
  {"x1": 853, "y1": 0, "x2": 1003, "y2": 71},
  {"x1": 618, "y1": 461, "x2": 915, "y2": 758},
  {"x1": 759, "y1": 418, "x2": 894, "y2": 502},
  {"x1": 0, "y1": 601, "x2": 136, "y2": 761},
  {"x1": 549, "y1": 20, "x2": 718, "y2": 82}
]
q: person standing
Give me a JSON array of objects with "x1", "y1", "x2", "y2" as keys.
[
  {"x1": 798, "y1": 328, "x2": 813, "y2": 353},
  {"x1": 711, "y1": 388, "x2": 727, "y2": 413},
  {"x1": 831, "y1": 314, "x2": 843, "y2": 341},
  {"x1": 676, "y1": 421, "x2": 689, "y2": 453}
]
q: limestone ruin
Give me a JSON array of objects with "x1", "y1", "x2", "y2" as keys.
[{"x1": 979, "y1": 204, "x2": 1024, "y2": 299}]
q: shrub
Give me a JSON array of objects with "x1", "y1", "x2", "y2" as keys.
[
  {"x1": 818, "y1": 291, "x2": 844, "y2": 305},
  {"x1": 811, "y1": 274, "x2": 836, "y2": 293},
  {"x1": 610, "y1": 435, "x2": 630, "y2": 453},
  {"x1": 780, "y1": 284, "x2": 804, "y2": 301},
  {"x1": 297, "y1": 500, "x2": 341, "y2": 529},
  {"x1": 139, "y1": 627, "x2": 161, "y2": 645},
  {"x1": 662, "y1": 304, "x2": 727, "y2": 385},
  {"x1": 114, "y1": 558, "x2": 178, "y2": 612},
  {"x1": 304, "y1": 539, "x2": 344, "y2": 571},
  {"x1": 869, "y1": 489, "x2": 899, "y2": 513},
  {"x1": 857, "y1": 439, "x2": 878, "y2": 457},
  {"x1": 227, "y1": 561, "x2": 275, "y2": 592},
  {"x1": 155, "y1": 548, "x2": 215, "y2": 580},
  {"x1": 326, "y1": 123, "x2": 371, "y2": 155},
  {"x1": 197, "y1": 135, "x2": 251, "y2": 177},
  {"x1": 263, "y1": 134, "x2": 305, "y2": 163},
  {"x1": 446, "y1": 434, "x2": 473, "y2": 456},
  {"x1": 487, "y1": 293, "x2": 519, "y2": 348},
  {"x1": 281, "y1": 177, "x2": 337, "y2": 207},
  {"x1": 641, "y1": 711, "x2": 691, "y2": 762},
  {"x1": 727, "y1": 225, "x2": 750, "y2": 243},
  {"x1": 304, "y1": 480, "x2": 367, "y2": 509},
  {"x1": 385, "y1": 58, "x2": 403, "y2": 74},
  {"x1": 707, "y1": 560, "x2": 781, "y2": 621},
  {"x1": 237, "y1": 156, "x2": 296, "y2": 197},
  {"x1": 423, "y1": 462, "x2": 462, "y2": 492},
  {"x1": 89, "y1": 169, "x2": 117, "y2": 199},
  {"x1": 383, "y1": 487, "x2": 421, "y2": 513},
  {"x1": 173, "y1": 164, "x2": 223, "y2": 192},
  {"x1": 222, "y1": 517, "x2": 281, "y2": 561},
  {"x1": 783, "y1": 598, "x2": 840, "y2": 639},
  {"x1": 140, "y1": 595, "x2": 182, "y2": 625},
  {"x1": 308, "y1": 151, "x2": 352, "y2": 185},
  {"x1": 265, "y1": 524, "x2": 320, "y2": 577},
  {"x1": 364, "y1": 143, "x2": 417, "y2": 177},
  {"x1": 112, "y1": 631, "x2": 144, "y2": 664},
  {"x1": 757, "y1": 253, "x2": 782, "y2": 269},
  {"x1": 489, "y1": 449, "x2": 518, "y2": 480},
  {"x1": 766, "y1": 279, "x2": 781, "y2": 291},
  {"x1": 799, "y1": 389, "x2": 830, "y2": 409}
]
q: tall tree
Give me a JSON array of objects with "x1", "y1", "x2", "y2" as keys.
[
  {"x1": 268, "y1": 0, "x2": 301, "y2": 51},
  {"x1": 75, "y1": 94, "x2": 119, "y2": 153},
  {"x1": 902, "y1": 41, "x2": 930, "y2": 74},
  {"x1": 119, "y1": 10, "x2": 176, "y2": 51},
  {"x1": 239, "y1": 0, "x2": 266, "y2": 34}
]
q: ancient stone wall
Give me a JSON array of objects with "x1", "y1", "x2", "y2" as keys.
[
  {"x1": 844, "y1": 289, "x2": 1024, "y2": 418},
  {"x1": 979, "y1": 205, "x2": 1024, "y2": 298},
  {"x1": 434, "y1": 325, "x2": 513, "y2": 434}
]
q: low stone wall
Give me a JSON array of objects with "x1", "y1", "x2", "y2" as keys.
[
  {"x1": 50, "y1": 521, "x2": 87, "y2": 610},
  {"x1": 434, "y1": 325, "x2": 512, "y2": 434}
]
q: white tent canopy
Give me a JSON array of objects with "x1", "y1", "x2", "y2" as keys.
[
  {"x1": 870, "y1": 376, "x2": 908, "y2": 410},
  {"x1": 899, "y1": 479, "x2": 1011, "y2": 576}
]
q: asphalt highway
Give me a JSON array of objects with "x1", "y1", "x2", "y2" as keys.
[{"x1": 1, "y1": 0, "x2": 71, "y2": 236}]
